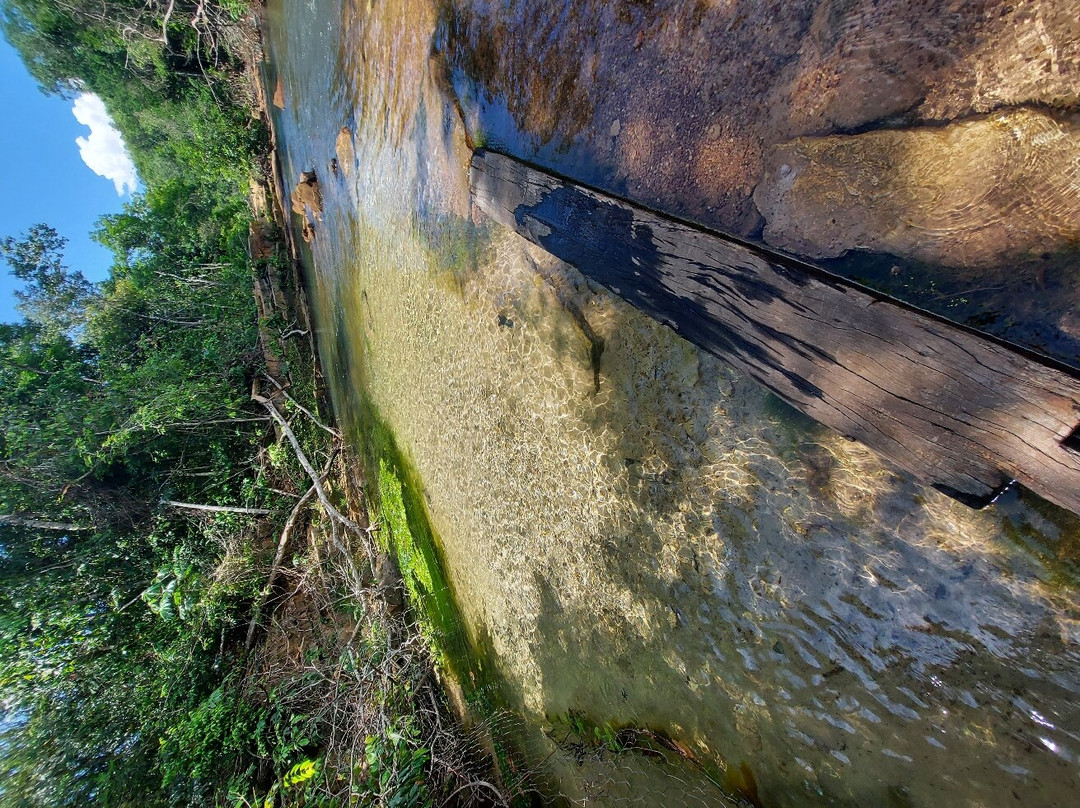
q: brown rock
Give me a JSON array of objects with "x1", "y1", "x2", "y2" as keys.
[
  {"x1": 335, "y1": 127, "x2": 354, "y2": 178},
  {"x1": 291, "y1": 171, "x2": 323, "y2": 219},
  {"x1": 248, "y1": 220, "x2": 275, "y2": 261},
  {"x1": 272, "y1": 76, "x2": 285, "y2": 110},
  {"x1": 754, "y1": 108, "x2": 1080, "y2": 268},
  {"x1": 919, "y1": 1, "x2": 1080, "y2": 120},
  {"x1": 1059, "y1": 309, "x2": 1080, "y2": 342},
  {"x1": 775, "y1": 0, "x2": 1080, "y2": 137},
  {"x1": 375, "y1": 552, "x2": 405, "y2": 614}
]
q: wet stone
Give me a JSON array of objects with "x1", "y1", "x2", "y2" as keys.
[
  {"x1": 754, "y1": 108, "x2": 1080, "y2": 268},
  {"x1": 335, "y1": 126, "x2": 354, "y2": 178},
  {"x1": 291, "y1": 170, "x2": 324, "y2": 218}
]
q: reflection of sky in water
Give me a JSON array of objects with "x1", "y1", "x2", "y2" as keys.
[{"x1": 265, "y1": 0, "x2": 1080, "y2": 805}]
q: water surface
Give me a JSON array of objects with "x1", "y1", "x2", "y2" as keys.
[{"x1": 264, "y1": 1, "x2": 1080, "y2": 804}]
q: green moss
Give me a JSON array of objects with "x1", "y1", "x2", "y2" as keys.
[
  {"x1": 376, "y1": 458, "x2": 444, "y2": 648},
  {"x1": 353, "y1": 397, "x2": 484, "y2": 692},
  {"x1": 349, "y1": 397, "x2": 550, "y2": 803}
]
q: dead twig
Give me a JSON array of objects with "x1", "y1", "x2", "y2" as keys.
[{"x1": 252, "y1": 385, "x2": 373, "y2": 582}]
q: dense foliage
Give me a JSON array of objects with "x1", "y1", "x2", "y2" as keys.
[{"x1": 0, "y1": 2, "x2": 275, "y2": 805}]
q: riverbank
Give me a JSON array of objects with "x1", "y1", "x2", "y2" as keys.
[
  {"x1": 239, "y1": 6, "x2": 524, "y2": 805},
  {"x1": 0, "y1": 1, "x2": 510, "y2": 804}
]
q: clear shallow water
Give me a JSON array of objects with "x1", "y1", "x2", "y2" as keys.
[{"x1": 264, "y1": 1, "x2": 1080, "y2": 804}]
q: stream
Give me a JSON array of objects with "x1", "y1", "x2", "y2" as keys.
[{"x1": 262, "y1": 1, "x2": 1080, "y2": 805}]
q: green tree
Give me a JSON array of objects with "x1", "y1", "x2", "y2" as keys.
[
  {"x1": 0, "y1": 322, "x2": 110, "y2": 530},
  {"x1": 0, "y1": 4, "x2": 282, "y2": 806},
  {"x1": 0, "y1": 225, "x2": 95, "y2": 338}
]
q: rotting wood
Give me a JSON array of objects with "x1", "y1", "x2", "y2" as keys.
[{"x1": 470, "y1": 149, "x2": 1080, "y2": 515}]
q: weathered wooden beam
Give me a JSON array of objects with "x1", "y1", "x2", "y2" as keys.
[{"x1": 470, "y1": 149, "x2": 1080, "y2": 515}]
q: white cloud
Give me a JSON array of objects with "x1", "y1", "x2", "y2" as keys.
[{"x1": 71, "y1": 93, "x2": 138, "y2": 196}]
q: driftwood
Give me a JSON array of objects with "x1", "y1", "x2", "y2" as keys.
[{"x1": 471, "y1": 149, "x2": 1080, "y2": 515}]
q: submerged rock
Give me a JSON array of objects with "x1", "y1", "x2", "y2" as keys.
[
  {"x1": 754, "y1": 108, "x2": 1080, "y2": 267},
  {"x1": 775, "y1": 0, "x2": 1080, "y2": 136},
  {"x1": 291, "y1": 171, "x2": 323, "y2": 218},
  {"x1": 335, "y1": 126, "x2": 354, "y2": 178}
]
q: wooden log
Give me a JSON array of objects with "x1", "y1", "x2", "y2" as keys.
[{"x1": 470, "y1": 149, "x2": 1080, "y2": 515}]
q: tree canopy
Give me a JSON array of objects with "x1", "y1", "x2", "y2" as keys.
[{"x1": 0, "y1": 3, "x2": 273, "y2": 805}]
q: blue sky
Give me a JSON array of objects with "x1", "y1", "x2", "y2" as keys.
[{"x1": 0, "y1": 35, "x2": 136, "y2": 323}]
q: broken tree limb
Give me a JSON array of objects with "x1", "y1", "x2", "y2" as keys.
[
  {"x1": 245, "y1": 479, "x2": 321, "y2": 650},
  {"x1": 252, "y1": 385, "x2": 365, "y2": 535},
  {"x1": 262, "y1": 373, "x2": 342, "y2": 439},
  {"x1": 0, "y1": 513, "x2": 93, "y2": 532}
]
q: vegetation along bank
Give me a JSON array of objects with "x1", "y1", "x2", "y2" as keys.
[{"x1": 0, "y1": 2, "x2": 507, "y2": 805}]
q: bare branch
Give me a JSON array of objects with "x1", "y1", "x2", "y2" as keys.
[
  {"x1": 263, "y1": 374, "x2": 341, "y2": 439},
  {"x1": 245, "y1": 479, "x2": 321, "y2": 649},
  {"x1": 159, "y1": 0, "x2": 175, "y2": 43},
  {"x1": 161, "y1": 500, "x2": 271, "y2": 515}
]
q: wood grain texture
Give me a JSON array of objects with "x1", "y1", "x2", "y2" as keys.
[{"x1": 470, "y1": 149, "x2": 1080, "y2": 514}]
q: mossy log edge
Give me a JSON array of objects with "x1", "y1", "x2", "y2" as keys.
[{"x1": 471, "y1": 148, "x2": 1080, "y2": 516}]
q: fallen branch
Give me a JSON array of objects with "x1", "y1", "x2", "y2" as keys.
[
  {"x1": 252, "y1": 386, "x2": 362, "y2": 535},
  {"x1": 263, "y1": 374, "x2": 342, "y2": 439},
  {"x1": 245, "y1": 479, "x2": 321, "y2": 649},
  {"x1": 162, "y1": 500, "x2": 271, "y2": 516},
  {"x1": 0, "y1": 513, "x2": 93, "y2": 532},
  {"x1": 159, "y1": 0, "x2": 175, "y2": 44},
  {"x1": 444, "y1": 778, "x2": 509, "y2": 806}
]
